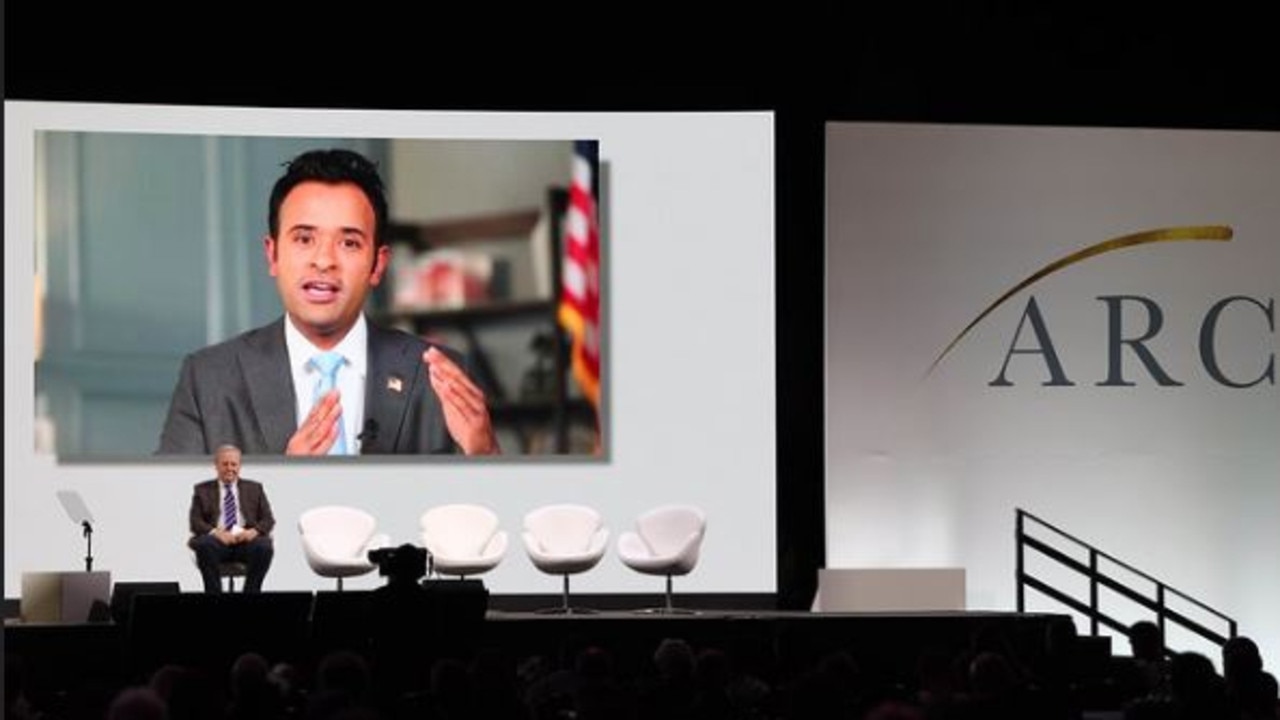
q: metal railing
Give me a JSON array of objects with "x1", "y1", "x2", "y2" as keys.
[{"x1": 1016, "y1": 508, "x2": 1236, "y2": 649}]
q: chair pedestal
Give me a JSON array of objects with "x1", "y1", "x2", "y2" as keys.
[
  {"x1": 534, "y1": 575, "x2": 598, "y2": 615},
  {"x1": 633, "y1": 575, "x2": 698, "y2": 615},
  {"x1": 217, "y1": 562, "x2": 248, "y2": 592}
]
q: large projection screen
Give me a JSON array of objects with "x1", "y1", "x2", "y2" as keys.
[
  {"x1": 5, "y1": 103, "x2": 776, "y2": 596},
  {"x1": 826, "y1": 123, "x2": 1279, "y2": 666}
]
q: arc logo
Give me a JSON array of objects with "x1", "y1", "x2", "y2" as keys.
[{"x1": 928, "y1": 226, "x2": 1276, "y2": 388}]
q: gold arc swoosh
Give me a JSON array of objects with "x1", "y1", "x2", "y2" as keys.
[{"x1": 926, "y1": 225, "x2": 1234, "y2": 377}]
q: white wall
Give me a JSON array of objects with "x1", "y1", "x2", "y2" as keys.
[
  {"x1": 826, "y1": 123, "x2": 1280, "y2": 667},
  {"x1": 390, "y1": 139, "x2": 571, "y2": 223}
]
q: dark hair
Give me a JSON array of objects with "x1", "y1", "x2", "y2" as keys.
[
  {"x1": 267, "y1": 148, "x2": 389, "y2": 247},
  {"x1": 1128, "y1": 620, "x2": 1164, "y2": 660}
]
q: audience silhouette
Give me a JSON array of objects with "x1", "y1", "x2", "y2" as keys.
[{"x1": 10, "y1": 612, "x2": 1279, "y2": 720}]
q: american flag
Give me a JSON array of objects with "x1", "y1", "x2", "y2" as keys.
[{"x1": 558, "y1": 140, "x2": 602, "y2": 414}]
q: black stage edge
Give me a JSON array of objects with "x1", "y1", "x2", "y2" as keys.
[{"x1": 5, "y1": 589, "x2": 1073, "y2": 705}]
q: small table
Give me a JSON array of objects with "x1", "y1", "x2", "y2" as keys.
[{"x1": 20, "y1": 570, "x2": 112, "y2": 623}]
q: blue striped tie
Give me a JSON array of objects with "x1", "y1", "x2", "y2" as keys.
[
  {"x1": 222, "y1": 486, "x2": 237, "y2": 529},
  {"x1": 312, "y1": 351, "x2": 348, "y2": 455}
]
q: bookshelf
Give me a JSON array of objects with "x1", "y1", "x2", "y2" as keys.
[{"x1": 378, "y1": 188, "x2": 595, "y2": 454}]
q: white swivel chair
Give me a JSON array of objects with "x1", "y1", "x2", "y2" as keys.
[
  {"x1": 420, "y1": 504, "x2": 507, "y2": 579},
  {"x1": 617, "y1": 504, "x2": 706, "y2": 613},
  {"x1": 522, "y1": 504, "x2": 608, "y2": 613},
  {"x1": 298, "y1": 506, "x2": 391, "y2": 590}
]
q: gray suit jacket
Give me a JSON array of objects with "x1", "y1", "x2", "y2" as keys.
[
  {"x1": 157, "y1": 317, "x2": 458, "y2": 455},
  {"x1": 188, "y1": 478, "x2": 276, "y2": 539}
]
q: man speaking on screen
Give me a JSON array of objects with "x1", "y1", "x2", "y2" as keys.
[{"x1": 157, "y1": 148, "x2": 499, "y2": 456}]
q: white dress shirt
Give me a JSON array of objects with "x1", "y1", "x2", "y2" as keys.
[{"x1": 283, "y1": 313, "x2": 368, "y2": 454}]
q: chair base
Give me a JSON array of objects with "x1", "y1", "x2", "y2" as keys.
[
  {"x1": 534, "y1": 605, "x2": 600, "y2": 615},
  {"x1": 632, "y1": 606, "x2": 699, "y2": 615}
]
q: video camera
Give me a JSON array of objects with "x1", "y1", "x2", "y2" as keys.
[{"x1": 367, "y1": 543, "x2": 431, "y2": 584}]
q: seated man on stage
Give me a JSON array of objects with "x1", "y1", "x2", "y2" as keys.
[{"x1": 188, "y1": 444, "x2": 276, "y2": 593}]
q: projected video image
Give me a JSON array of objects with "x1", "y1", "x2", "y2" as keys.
[{"x1": 34, "y1": 133, "x2": 605, "y2": 459}]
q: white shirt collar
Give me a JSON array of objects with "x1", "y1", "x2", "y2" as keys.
[{"x1": 283, "y1": 313, "x2": 368, "y2": 379}]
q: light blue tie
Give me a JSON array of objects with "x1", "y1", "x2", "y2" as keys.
[{"x1": 311, "y1": 351, "x2": 348, "y2": 455}]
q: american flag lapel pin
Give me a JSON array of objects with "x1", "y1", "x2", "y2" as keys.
[{"x1": 387, "y1": 376, "x2": 403, "y2": 393}]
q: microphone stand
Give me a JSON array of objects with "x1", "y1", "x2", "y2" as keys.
[{"x1": 82, "y1": 520, "x2": 94, "y2": 572}]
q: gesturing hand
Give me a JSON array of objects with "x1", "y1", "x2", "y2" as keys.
[
  {"x1": 423, "y1": 347, "x2": 500, "y2": 456},
  {"x1": 286, "y1": 389, "x2": 342, "y2": 455}
]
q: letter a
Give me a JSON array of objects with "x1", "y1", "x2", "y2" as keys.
[{"x1": 990, "y1": 296, "x2": 1075, "y2": 386}]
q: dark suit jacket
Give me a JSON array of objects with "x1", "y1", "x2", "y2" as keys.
[
  {"x1": 188, "y1": 478, "x2": 275, "y2": 538},
  {"x1": 157, "y1": 316, "x2": 458, "y2": 455}
]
